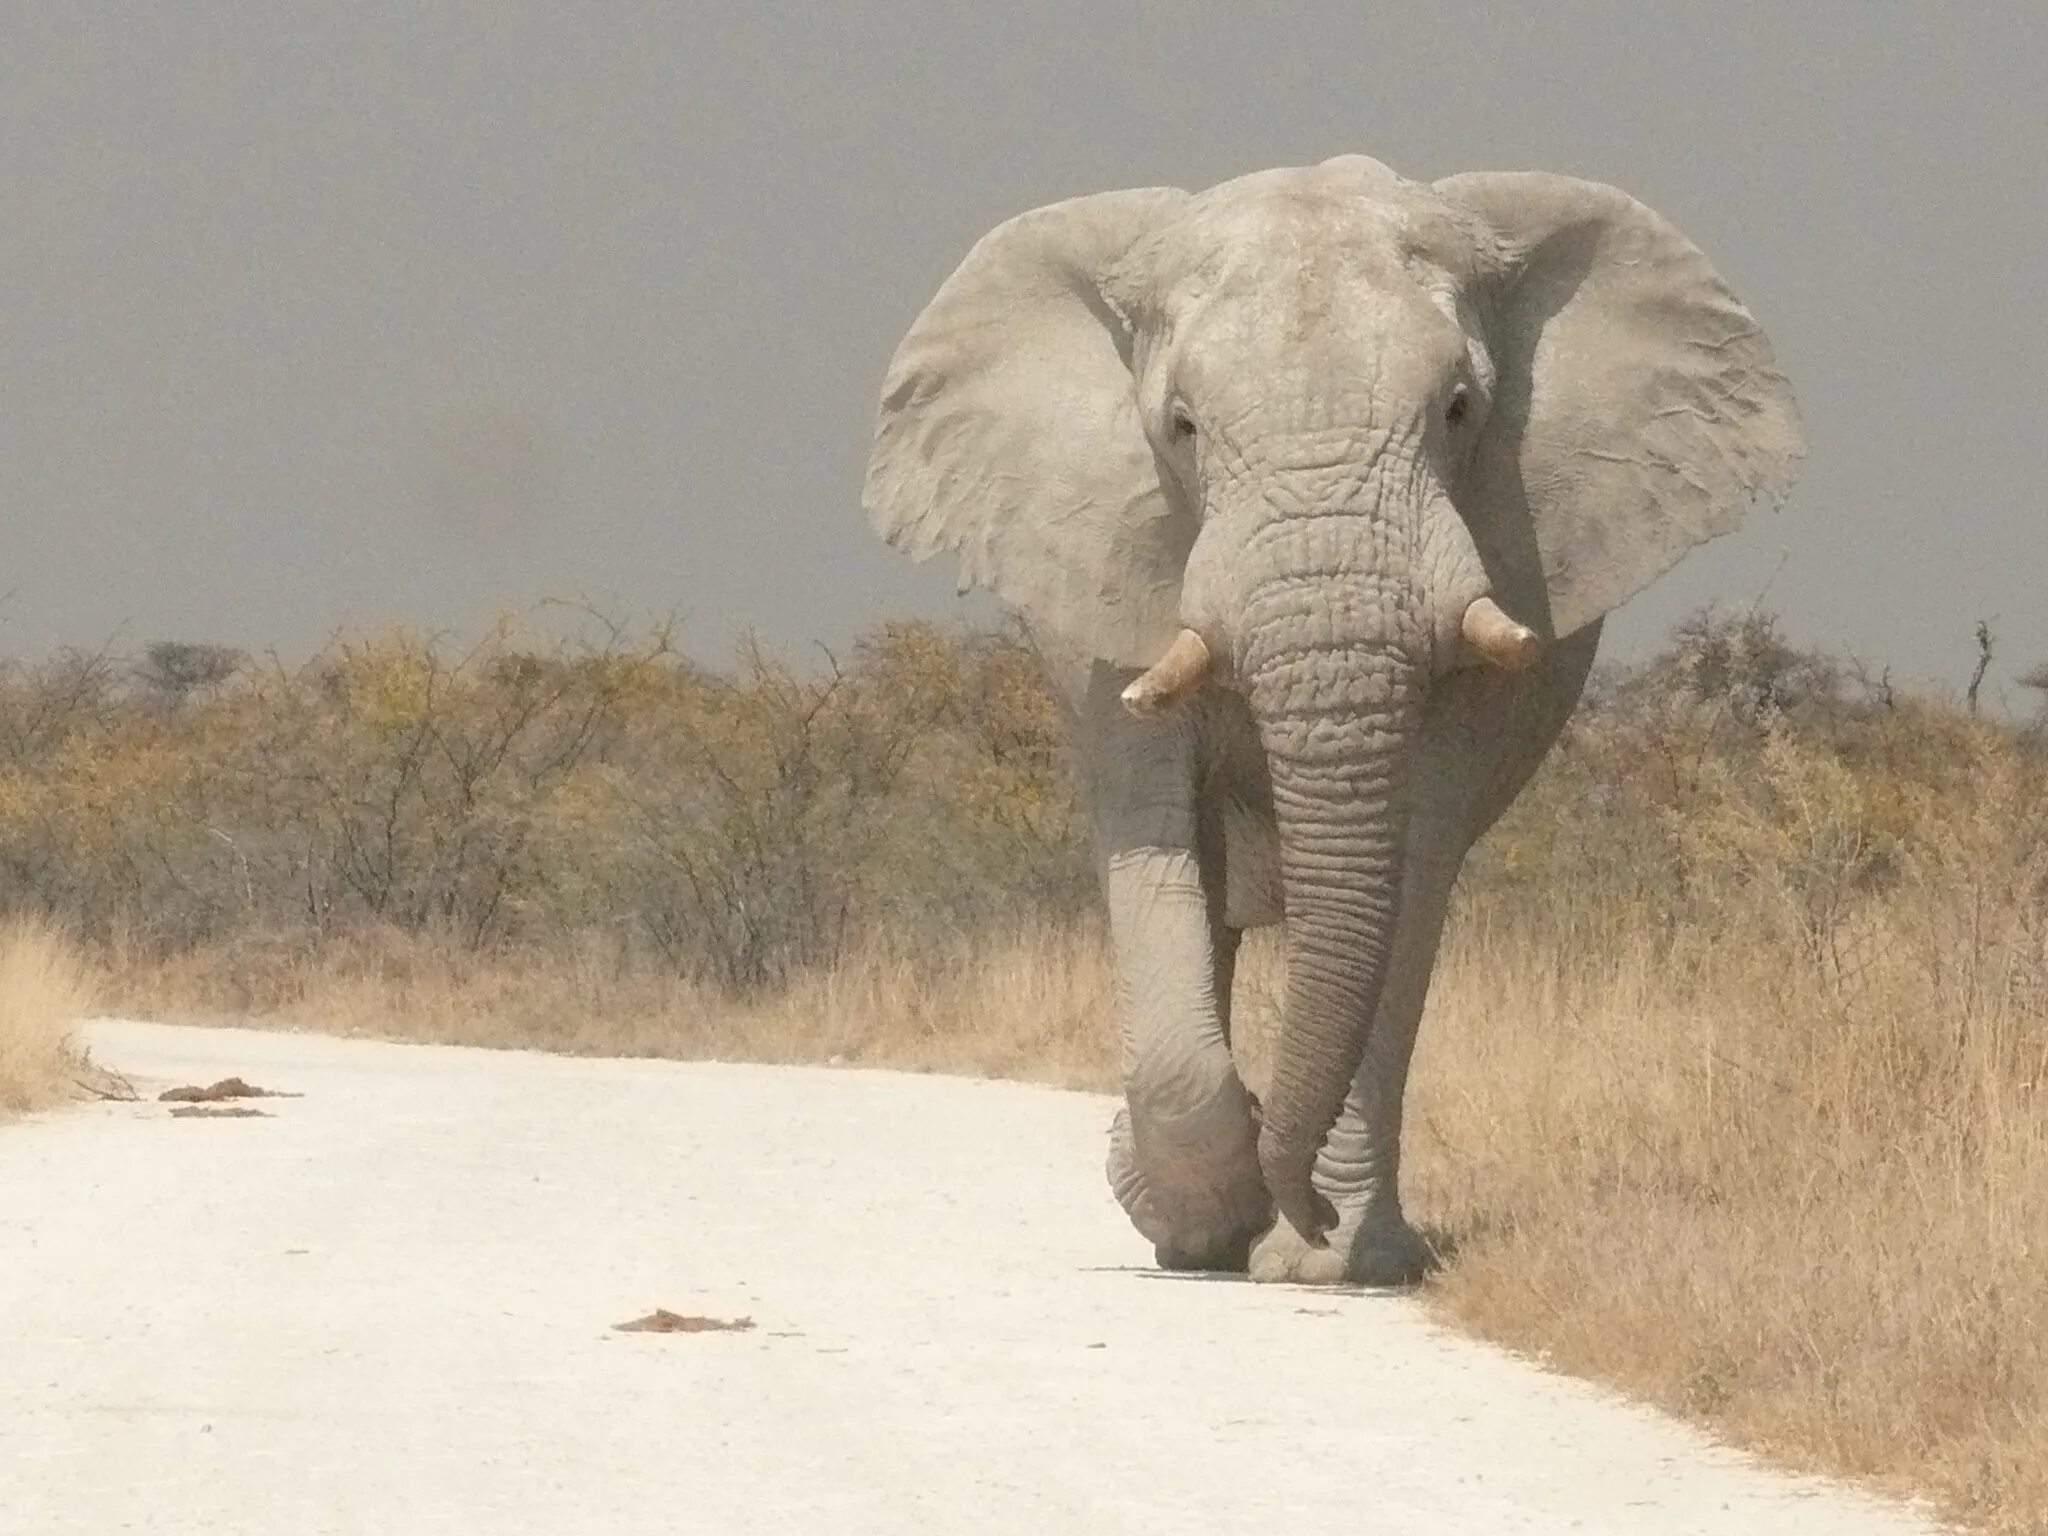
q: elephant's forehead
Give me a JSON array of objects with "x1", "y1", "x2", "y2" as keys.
[{"x1": 1165, "y1": 164, "x2": 1476, "y2": 293}]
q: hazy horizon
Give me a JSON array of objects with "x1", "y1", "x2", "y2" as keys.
[{"x1": 5, "y1": 6, "x2": 2042, "y2": 706}]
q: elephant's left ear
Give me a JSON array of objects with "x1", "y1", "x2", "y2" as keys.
[{"x1": 1435, "y1": 172, "x2": 1805, "y2": 641}]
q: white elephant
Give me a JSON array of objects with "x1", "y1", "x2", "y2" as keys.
[{"x1": 862, "y1": 155, "x2": 1802, "y2": 1284}]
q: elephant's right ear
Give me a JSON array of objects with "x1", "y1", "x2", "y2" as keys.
[{"x1": 864, "y1": 188, "x2": 1194, "y2": 667}]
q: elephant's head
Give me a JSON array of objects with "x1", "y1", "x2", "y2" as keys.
[{"x1": 865, "y1": 156, "x2": 1801, "y2": 1243}]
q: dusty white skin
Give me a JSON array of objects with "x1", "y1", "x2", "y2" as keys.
[{"x1": 865, "y1": 155, "x2": 1802, "y2": 1283}]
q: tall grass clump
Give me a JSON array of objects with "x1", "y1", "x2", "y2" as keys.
[{"x1": 0, "y1": 920, "x2": 98, "y2": 1116}]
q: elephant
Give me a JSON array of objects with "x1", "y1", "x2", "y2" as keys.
[{"x1": 861, "y1": 154, "x2": 1802, "y2": 1285}]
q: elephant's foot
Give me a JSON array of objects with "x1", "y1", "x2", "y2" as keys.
[
  {"x1": 1248, "y1": 1203, "x2": 1434, "y2": 1287},
  {"x1": 1108, "y1": 1105, "x2": 1270, "y2": 1273},
  {"x1": 1154, "y1": 1230, "x2": 1256, "y2": 1273}
]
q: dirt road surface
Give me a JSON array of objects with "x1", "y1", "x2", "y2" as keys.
[{"x1": 0, "y1": 1021, "x2": 1947, "y2": 1534}]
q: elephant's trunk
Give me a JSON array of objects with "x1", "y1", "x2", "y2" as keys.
[
  {"x1": 1241, "y1": 570, "x2": 1422, "y2": 1245},
  {"x1": 1224, "y1": 464, "x2": 1499, "y2": 1244}
]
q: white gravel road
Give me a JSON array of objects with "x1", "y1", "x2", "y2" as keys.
[{"x1": 1, "y1": 1021, "x2": 1946, "y2": 1535}]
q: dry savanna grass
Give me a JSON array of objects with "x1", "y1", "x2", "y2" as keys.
[
  {"x1": 0, "y1": 920, "x2": 99, "y2": 1117},
  {"x1": 118, "y1": 922, "x2": 1119, "y2": 1091},
  {"x1": 1411, "y1": 913, "x2": 2046, "y2": 1533}
]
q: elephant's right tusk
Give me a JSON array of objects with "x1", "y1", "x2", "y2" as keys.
[
  {"x1": 1121, "y1": 629, "x2": 1212, "y2": 718},
  {"x1": 1461, "y1": 597, "x2": 1541, "y2": 672}
]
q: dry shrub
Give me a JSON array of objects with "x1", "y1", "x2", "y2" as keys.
[
  {"x1": 0, "y1": 919, "x2": 98, "y2": 1116},
  {"x1": 0, "y1": 615, "x2": 1091, "y2": 981}
]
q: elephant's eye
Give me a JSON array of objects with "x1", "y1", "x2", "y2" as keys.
[
  {"x1": 1170, "y1": 406, "x2": 1197, "y2": 442},
  {"x1": 1445, "y1": 386, "x2": 1470, "y2": 427}
]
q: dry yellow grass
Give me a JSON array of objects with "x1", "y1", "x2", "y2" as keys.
[
  {"x1": 118, "y1": 923, "x2": 1119, "y2": 1089},
  {"x1": 0, "y1": 920, "x2": 99, "y2": 1117},
  {"x1": 1409, "y1": 911, "x2": 2046, "y2": 1534}
]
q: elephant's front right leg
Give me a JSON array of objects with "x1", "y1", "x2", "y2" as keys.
[
  {"x1": 1082, "y1": 684, "x2": 1269, "y2": 1271},
  {"x1": 1102, "y1": 840, "x2": 1269, "y2": 1270}
]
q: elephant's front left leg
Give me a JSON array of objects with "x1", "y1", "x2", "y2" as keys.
[{"x1": 1083, "y1": 682, "x2": 1269, "y2": 1271}]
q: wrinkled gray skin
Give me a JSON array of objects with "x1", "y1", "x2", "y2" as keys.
[{"x1": 864, "y1": 156, "x2": 1802, "y2": 1284}]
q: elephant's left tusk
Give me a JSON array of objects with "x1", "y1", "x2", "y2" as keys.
[
  {"x1": 1461, "y1": 597, "x2": 1540, "y2": 672},
  {"x1": 1121, "y1": 629, "x2": 1212, "y2": 718}
]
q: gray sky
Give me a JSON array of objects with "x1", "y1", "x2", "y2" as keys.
[{"x1": 4, "y1": 4, "x2": 2043, "y2": 700}]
